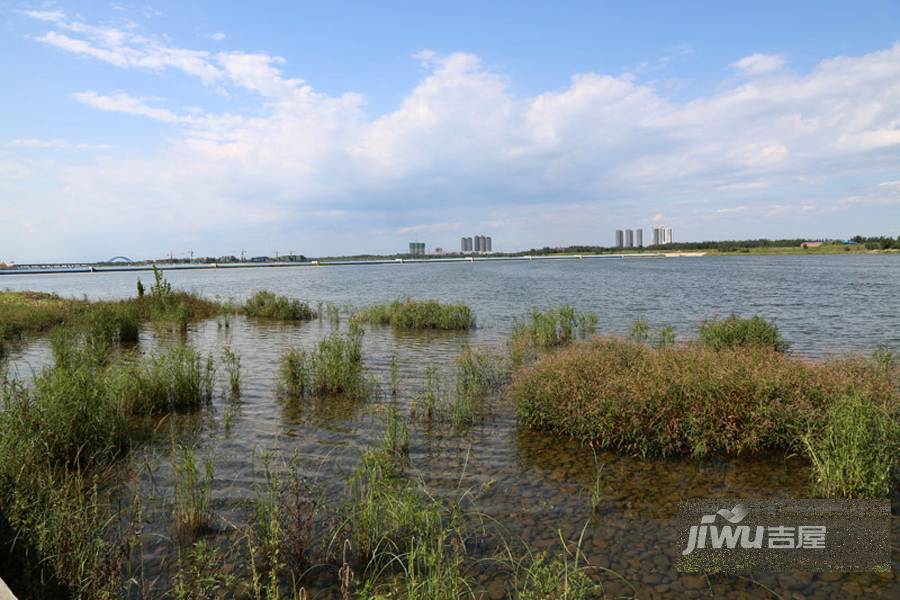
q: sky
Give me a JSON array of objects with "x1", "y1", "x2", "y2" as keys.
[{"x1": 2, "y1": 1, "x2": 900, "y2": 262}]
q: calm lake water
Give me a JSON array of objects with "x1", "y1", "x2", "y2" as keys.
[{"x1": 2, "y1": 255, "x2": 898, "y2": 598}]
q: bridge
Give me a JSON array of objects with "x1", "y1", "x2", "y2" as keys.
[{"x1": 0, "y1": 252, "x2": 688, "y2": 276}]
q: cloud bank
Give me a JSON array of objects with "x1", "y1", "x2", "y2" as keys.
[{"x1": 4, "y1": 10, "x2": 900, "y2": 260}]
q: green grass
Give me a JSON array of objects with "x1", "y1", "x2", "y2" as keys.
[
  {"x1": 512, "y1": 336, "x2": 898, "y2": 497},
  {"x1": 510, "y1": 306, "x2": 597, "y2": 364},
  {"x1": 1, "y1": 278, "x2": 223, "y2": 342},
  {"x1": 172, "y1": 444, "x2": 215, "y2": 542},
  {"x1": 173, "y1": 540, "x2": 237, "y2": 600},
  {"x1": 352, "y1": 299, "x2": 475, "y2": 330},
  {"x1": 413, "y1": 347, "x2": 507, "y2": 428},
  {"x1": 278, "y1": 325, "x2": 370, "y2": 400},
  {"x1": 804, "y1": 394, "x2": 899, "y2": 498},
  {"x1": 111, "y1": 344, "x2": 216, "y2": 415},
  {"x1": 244, "y1": 290, "x2": 317, "y2": 321},
  {"x1": 515, "y1": 531, "x2": 603, "y2": 600},
  {"x1": 700, "y1": 314, "x2": 788, "y2": 352}
]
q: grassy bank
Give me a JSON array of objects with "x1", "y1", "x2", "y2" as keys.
[
  {"x1": 1, "y1": 271, "x2": 223, "y2": 341},
  {"x1": 512, "y1": 337, "x2": 899, "y2": 498},
  {"x1": 352, "y1": 299, "x2": 475, "y2": 330}
]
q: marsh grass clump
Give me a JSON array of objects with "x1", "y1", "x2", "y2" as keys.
[
  {"x1": 278, "y1": 326, "x2": 370, "y2": 400},
  {"x1": 222, "y1": 346, "x2": 241, "y2": 401},
  {"x1": 413, "y1": 348, "x2": 506, "y2": 428},
  {"x1": 0, "y1": 376, "x2": 137, "y2": 598},
  {"x1": 455, "y1": 346, "x2": 509, "y2": 401},
  {"x1": 173, "y1": 540, "x2": 237, "y2": 600},
  {"x1": 111, "y1": 344, "x2": 215, "y2": 416},
  {"x1": 248, "y1": 451, "x2": 319, "y2": 594},
  {"x1": 700, "y1": 314, "x2": 788, "y2": 352},
  {"x1": 804, "y1": 394, "x2": 899, "y2": 499},
  {"x1": 353, "y1": 299, "x2": 475, "y2": 330},
  {"x1": 510, "y1": 306, "x2": 597, "y2": 364},
  {"x1": 140, "y1": 266, "x2": 223, "y2": 330},
  {"x1": 341, "y1": 448, "x2": 446, "y2": 563},
  {"x1": 515, "y1": 532, "x2": 603, "y2": 600},
  {"x1": 244, "y1": 290, "x2": 317, "y2": 321},
  {"x1": 512, "y1": 337, "x2": 898, "y2": 495},
  {"x1": 0, "y1": 463, "x2": 134, "y2": 599},
  {"x1": 172, "y1": 444, "x2": 215, "y2": 542}
]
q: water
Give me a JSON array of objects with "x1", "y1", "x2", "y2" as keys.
[
  {"x1": 3, "y1": 254, "x2": 900, "y2": 357},
  {"x1": 2, "y1": 255, "x2": 898, "y2": 598}
]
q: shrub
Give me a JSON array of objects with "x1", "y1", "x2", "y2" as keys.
[
  {"x1": 512, "y1": 337, "x2": 897, "y2": 474},
  {"x1": 700, "y1": 314, "x2": 788, "y2": 352},
  {"x1": 244, "y1": 290, "x2": 317, "y2": 321},
  {"x1": 353, "y1": 299, "x2": 475, "y2": 330},
  {"x1": 804, "y1": 395, "x2": 899, "y2": 498}
]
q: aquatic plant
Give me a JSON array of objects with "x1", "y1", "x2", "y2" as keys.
[
  {"x1": 455, "y1": 345, "x2": 508, "y2": 401},
  {"x1": 655, "y1": 325, "x2": 676, "y2": 348},
  {"x1": 172, "y1": 444, "x2": 215, "y2": 542},
  {"x1": 804, "y1": 394, "x2": 898, "y2": 499},
  {"x1": 413, "y1": 348, "x2": 505, "y2": 428},
  {"x1": 512, "y1": 337, "x2": 898, "y2": 498},
  {"x1": 628, "y1": 318, "x2": 650, "y2": 342},
  {"x1": 0, "y1": 375, "x2": 138, "y2": 599},
  {"x1": 173, "y1": 540, "x2": 237, "y2": 600},
  {"x1": 352, "y1": 299, "x2": 475, "y2": 330},
  {"x1": 244, "y1": 290, "x2": 317, "y2": 321},
  {"x1": 81, "y1": 302, "x2": 141, "y2": 344},
  {"x1": 278, "y1": 327, "x2": 369, "y2": 400},
  {"x1": 700, "y1": 314, "x2": 788, "y2": 352},
  {"x1": 382, "y1": 403, "x2": 411, "y2": 465},
  {"x1": 112, "y1": 344, "x2": 215, "y2": 416},
  {"x1": 341, "y1": 448, "x2": 446, "y2": 563},
  {"x1": 515, "y1": 532, "x2": 603, "y2": 600},
  {"x1": 510, "y1": 306, "x2": 597, "y2": 364},
  {"x1": 222, "y1": 345, "x2": 242, "y2": 401},
  {"x1": 10, "y1": 359, "x2": 130, "y2": 468}
]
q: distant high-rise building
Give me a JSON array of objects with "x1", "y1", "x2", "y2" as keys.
[
  {"x1": 625, "y1": 229, "x2": 634, "y2": 248},
  {"x1": 615, "y1": 229, "x2": 624, "y2": 248},
  {"x1": 409, "y1": 242, "x2": 425, "y2": 256},
  {"x1": 664, "y1": 228, "x2": 673, "y2": 244},
  {"x1": 636, "y1": 229, "x2": 643, "y2": 247},
  {"x1": 474, "y1": 235, "x2": 482, "y2": 252},
  {"x1": 484, "y1": 236, "x2": 492, "y2": 252},
  {"x1": 652, "y1": 226, "x2": 663, "y2": 246},
  {"x1": 461, "y1": 237, "x2": 473, "y2": 252}
]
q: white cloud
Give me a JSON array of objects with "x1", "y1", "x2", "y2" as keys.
[
  {"x1": 10, "y1": 138, "x2": 111, "y2": 149},
  {"x1": 10, "y1": 10, "x2": 900, "y2": 258},
  {"x1": 72, "y1": 91, "x2": 189, "y2": 123},
  {"x1": 731, "y1": 53, "x2": 786, "y2": 75},
  {"x1": 204, "y1": 32, "x2": 227, "y2": 41}
]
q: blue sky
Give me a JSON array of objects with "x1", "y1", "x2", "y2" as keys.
[{"x1": 2, "y1": 1, "x2": 900, "y2": 261}]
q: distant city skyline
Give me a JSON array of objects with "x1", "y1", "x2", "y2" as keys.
[{"x1": 2, "y1": 2, "x2": 900, "y2": 262}]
